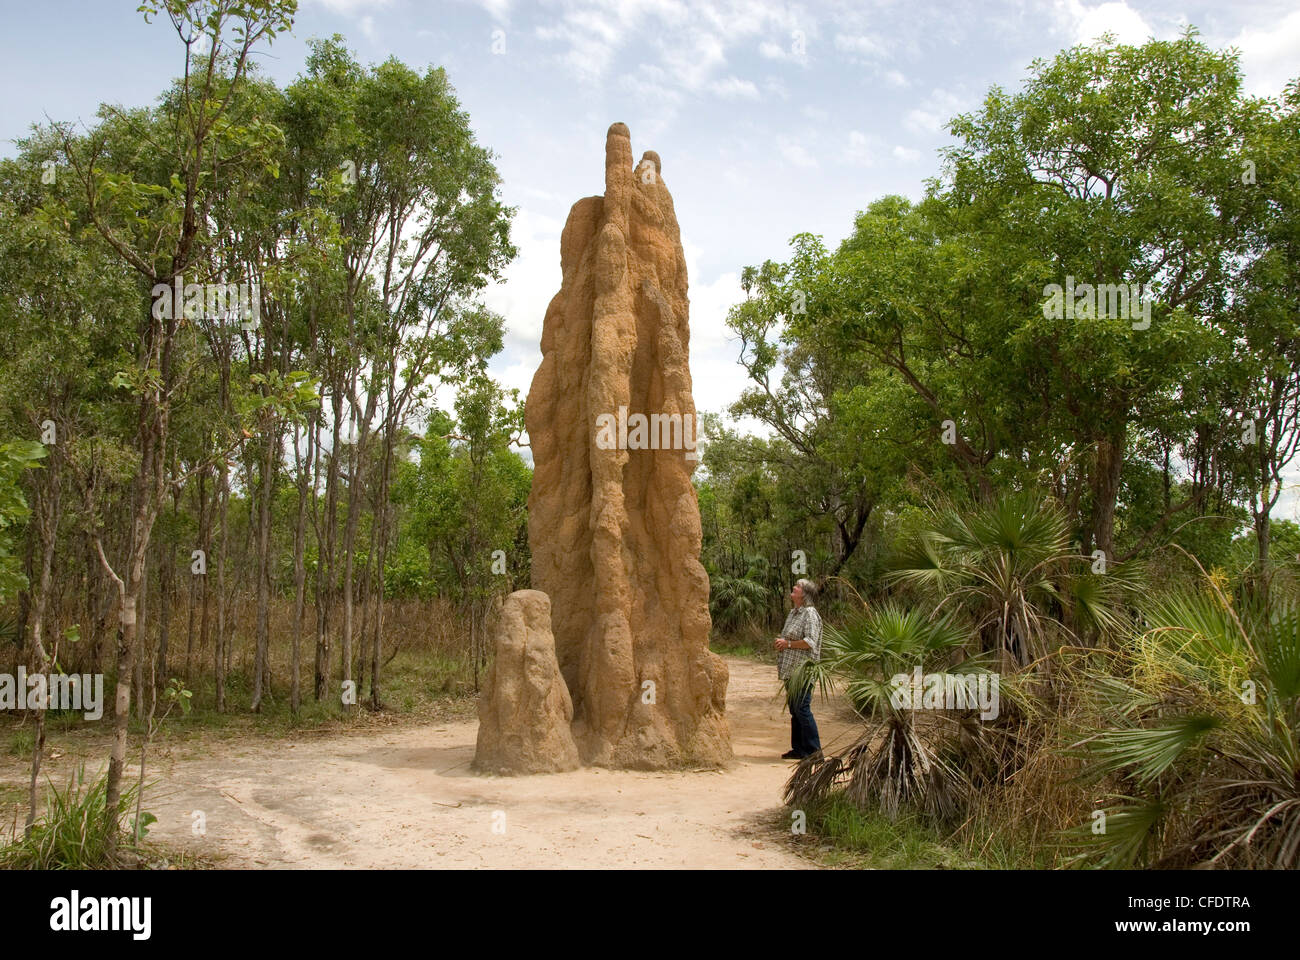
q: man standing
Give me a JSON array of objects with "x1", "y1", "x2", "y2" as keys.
[{"x1": 774, "y1": 578, "x2": 822, "y2": 760}]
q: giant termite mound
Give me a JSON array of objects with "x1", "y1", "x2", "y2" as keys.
[{"x1": 520, "y1": 122, "x2": 731, "y2": 769}]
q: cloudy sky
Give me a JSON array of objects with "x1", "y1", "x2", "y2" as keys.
[{"x1": 2, "y1": 0, "x2": 1298, "y2": 515}]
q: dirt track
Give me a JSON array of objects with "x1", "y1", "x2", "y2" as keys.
[{"x1": 28, "y1": 657, "x2": 859, "y2": 868}]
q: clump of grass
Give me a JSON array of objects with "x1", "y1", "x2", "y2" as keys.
[
  {"x1": 7, "y1": 729, "x2": 33, "y2": 757},
  {"x1": 0, "y1": 763, "x2": 140, "y2": 870},
  {"x1": 799, "y1": 795, "x2": 987, "y2": 869}
]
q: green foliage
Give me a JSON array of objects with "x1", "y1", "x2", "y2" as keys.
[
  {"x1": 714, "y1": 28, "x2": 1298, "y2": 584},
  {"x1": 0, "y1": 440, "x2": 47, "y2": 601},
  {"x1": 8, "y1": 728, "x2": 35, "y2": 757},
  {"x1": 708, "y1": 571, "x2": 769, "y2": 634},
  {"x1": 396, "y1": 378, "x2": 530, "y2": 601}
]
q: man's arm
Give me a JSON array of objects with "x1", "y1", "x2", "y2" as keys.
[{"x1": 799, "y1": 610, "x2": 822, "y2": 657}]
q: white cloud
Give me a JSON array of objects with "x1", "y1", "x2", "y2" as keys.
[
  {"x1": 883, "y1": 69, "x2": 908, "y2": 89},
  {"x1": 302, "y1": 0, "x2": 393, "y2": 12},
  {"x1": 534, "y1": 0, "x2": 797, "y2": 89},
  {"x1": 840, "y1": 129, "x2": 878, "y2": 167},
  {"x1": 474, "y1": 0, "x2": 513, "y2": 25},
  {"x1": 495, "y1": 356, "x2": 536, "y2": 402},
  {"x1": 833, "y1": 33, "x2": 886, "y2": 59},
  {"x1": 536, "y1": 20, "x2": 619, "y2": 82},
  {"x1": 616, "y1": 64, "x2": 685, "y2": 138},
  {"x1": 892, "y1": 144, "x2": 921, "y2": 164},
  {"x1": 566, "y1": 7, "x2": 624, "y2": 45},
  {"x1": 762, "y1": 76, "x2": 789, "y2": 100},
  {"x1": 681, "y1": 238, "x2": 748, "y2": 418},
  {"x1": 483, "y1": 206, "x2": 566, "y2": 354},
  {"x1": 904, "y1": 88, "x2": 965, "y2": 136},
  {"x1": 696, "y1": 0, "x2": 800, "y2": 39},
  {"x1": 778, "y1": 137, "x2": 818, "y2": 169},
  {"x1": 657, "y1": 28, "x2": 727, "y2": 93},
  {"x1": 1054, "y1": 0, "x2": 1156, "y2": 47},
  {"x1": 1228, "y1": 10, "x2": 1300, "y2": 96},
  {"x1": 709, "y1": 75, "x2": 760, "y2": 99},
  {"x1": 758, "y1": 26, "x2": 815, "y2": 64}
]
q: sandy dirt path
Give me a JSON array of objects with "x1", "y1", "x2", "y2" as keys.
[{"x1": 109, "y1": 657, "x2": 858, "y2": 869}]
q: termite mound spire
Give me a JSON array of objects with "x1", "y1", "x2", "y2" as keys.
[{"x1": 521, "y1": 122, "x2": 732, "y2": 769}]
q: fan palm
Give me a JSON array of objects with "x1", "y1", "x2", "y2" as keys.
[
  {"x1": 1070, "y1": 584, "x2": 1300, "y2": 868},
  {"x1": 708, "y1": 571, "x2": 769, "y2": 635},
  {"x1": 888, "y1": 492, "x2": 1133, "y2": 670}
]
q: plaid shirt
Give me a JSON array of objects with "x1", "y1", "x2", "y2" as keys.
[{"x1": 777, "y1": 604, "x2": 822, "y2": 680}]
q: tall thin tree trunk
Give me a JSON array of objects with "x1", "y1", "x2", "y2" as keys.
[
  {"x1": 252, "y1": 423, "x2": 278, "y2": 712},
  {"x1": 14, "y1": 526, "x2": 35, "y2": 668},
  {"x1": 102, "y1": 476, "x2": 160, "y2": 862},
  {"x1": 187, "y1": 467, "x2": 208, "y2": 678},
  {"x1": 134, "y1": 556, "x2": 148, "y2": 723},
  {"x1": 340, "y1": 382, "x2": 376, "y2": 711},
  {"x1": 185, "y1": 531, "x2": 197, "y2": 677},
  {"x1": 341, "y1": 402, "x2": 367, "y2": 711},
  {"x1": 316, "y1": 387, "x2": 342, "y2": 700},
  {"x1": 25, "y1": 446, "x2": 60, "y2": 837},
  {"x1": 215, "y1": 457, "x2": 230, "y2": 713},
  {"x1": 83, "y1": 537, "x2": 98, "y2": 676},
  {"x1": 357, "y1": 511, "x2": 376, "y2": 696},
  {"x1": 158, "y1": 537, "x2": 171, "y2": 687},
  {"x1": 370, "y1": 421, "x2": 396, "y2": 710},
  {"x1": 291, "y1": 420, "x2": 312, "y2": 715}
]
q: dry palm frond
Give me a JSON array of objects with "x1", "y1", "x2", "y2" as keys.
[{"x1": 784, "y1": 750, "x2": 846, "y2": 808}]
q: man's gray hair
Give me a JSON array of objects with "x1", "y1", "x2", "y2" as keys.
[{"x1": 796, "y1": 578, "x2": 818, "y2": 604}]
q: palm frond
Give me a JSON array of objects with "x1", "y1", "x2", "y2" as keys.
[{"x1": 1077, "y1": 714, "x2": 1219, "y2": 786}]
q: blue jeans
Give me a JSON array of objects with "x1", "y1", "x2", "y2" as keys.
[{"x1": 787, "y1": 682, "x2": 821, "y2": 757}]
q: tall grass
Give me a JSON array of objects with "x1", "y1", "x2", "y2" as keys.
[{"x1": 0, "y1": 763, "x2": 139, "y2": 869}]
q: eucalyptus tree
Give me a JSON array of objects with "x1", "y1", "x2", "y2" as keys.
[
  {"x1": 49, "y1": 0, "x2": 297, "y2": 855},
  {"x1": 281, "y1": 37, "x2": 515, "y2": 708},
  {"x1": 0, "y1": 129, "x2": 152, "y2": 832},
  {"x1": 276, "y1": 56, "x2": 354, "y2": 698},
  {"x1": 197, "y1": 69, "x2": 325, "y2": 713}
]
